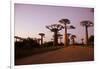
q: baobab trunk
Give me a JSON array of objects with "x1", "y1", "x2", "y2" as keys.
[
  {"x1": 81, "y1": 39, "x2": 84, "y2": 45},
  {"x1": 64, "y1": 25, "x2": 68, "y2": 47},
  {"x1": 85, "y1": 26, "x2": 88, "y2": 46},
  {"x1": 54, "y1": 31, "x2": 58, "y2": 46},
  {"x1": 59, "y1": 37, "x2": 62, "y2": 44},
  {"x1": 37, "y1": 39, "x2": 41, "y2": 45},
  {"x1": 46, "y1": 24, "x2": 64, "y2": 46},
  {"x1": 41, "y1": 36, "x2": 43, "y2": 45},
  {"x1": 68, "y1": 39, "x2": 70, "y2": 46},
  {"x1": 72, "y1": 38, "x2": 75, "y2": 45},
  {"x1": 82, "y1": 40, "x2": 84, "y2": 44}
]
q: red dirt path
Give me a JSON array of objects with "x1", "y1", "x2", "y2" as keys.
[{"x1": 15, "y1": 46, "x2": 94, "y2": 65}]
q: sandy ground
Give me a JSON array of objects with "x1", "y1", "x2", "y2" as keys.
[{"x1": 15, "y1": 46, "x2": 94, "y2": 65}]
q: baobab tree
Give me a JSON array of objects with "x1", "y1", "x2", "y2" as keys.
[
  {"x1": 59, "y1": 19, "x2": 70, "y2": 47},
  {"x1": 59, "y1": 19, "x2": 75, "y2": 47},
  {"x1": 67, "y1": 33, "x2": 71, "y2": 46},
  {"x1": 46, "y1": 24, "x2": 64, "y2": 46},
  {"x1": 37, "y1": 38, "x2": 41, "y2": 44},
  {"x1": 52, "y1": 33, "x2": 63, "y2": 45},
  {"x1": 57, "y1": 34, "x2": 63, "y2": 44},
  {"x1": 67, "y1": 25, "x2": 75, "y2": 45},
  {"x1": 80, "y1": 20, "x2": 93, "y2": 46},
  {"x1": 39, "y1": 33, "x2": 45, "y2": 45},
  {"x1": 68, "y1": 25, "x2": 75, "y2": 29},
  {"x1": 81, "y1": 38, "x2": 84, "y2": 45},
  {"x1": 70, "y1": 35, "x2": 76, "y2": 45}
]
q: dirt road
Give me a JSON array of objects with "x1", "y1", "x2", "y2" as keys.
[{"x1": 15, "y1": 46, "x2": 94, "y2": 65}]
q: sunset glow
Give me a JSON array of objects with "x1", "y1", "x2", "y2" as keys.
[{"x1": 15, "y1": 3, "x2": 94, "y2": 43}]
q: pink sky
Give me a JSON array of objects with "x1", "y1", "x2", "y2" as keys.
[{"x1": 15, "y1": 3, "x2": 94, "y2": 43}]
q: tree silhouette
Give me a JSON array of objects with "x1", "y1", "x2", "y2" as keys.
[
  {"x1": 81, "y1": 38, "x2": 84, "y2": 45},
  {"x1": 39, "y1": 33, "x2": 45, "y2": 45},
  {"x1": 67, "y1": 33, "x2": 71, "y2": 45},
  {"x1": 57, "y1": 34, "x2": 63, "y2": 44},
  {"x1": 70, "y1": 35, "x2": 76, "y2": 45},
  {"x1": 80, "y1": 20, "x2": 93, "y2": 46},
  {"x1": 68, "y1": 25, "x2": 75, "y2": 45},
  {"x1": 59, "y1": 19, "x2": 75, "y2": 47},
  {"x1": 14, "y1": 36, "x2": 25, "y2": 42},
  {"x1": 88, "y1": 35, "x2": 94, "y2": 45},
  {"x1": 37, "y1": 38, "x2": 41, "y2": 44},
  {"x1": 59, "y1": 19, "x2": 70, "y2": 47},
  {"x1": 68, "y1": 25, "x2": 75, "y2": 29},
  {"x1": 46, "y1": 24, "x2": 64, "y2": 46}
]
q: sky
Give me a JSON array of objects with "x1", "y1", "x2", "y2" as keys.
[{"x1": 15, "y1": 3, "x2": 94, "y2": 43}]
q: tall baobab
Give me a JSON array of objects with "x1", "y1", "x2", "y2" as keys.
[
  {"x1": 46, "y1": 24, "x2": 64, "y2": 46},
  {"x1": 70, "y1": 35, "x2": 76, "y2": 45},
  {"x1": 39, "y1": 33, "x2": 45, "y2": 45},
  {"x1": 80, "y1": 20, "x2": 93, "y2": 46},
  {"x1": 59, "y1": 19, "x2": 70, "y2": 47},
  {"x1": 59, "y1": 19, "x2": 75, "y2": 47}
]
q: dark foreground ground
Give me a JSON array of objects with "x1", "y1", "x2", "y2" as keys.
[{"x1": 15, "y1": 46, "x2": 94, "y2": 65}]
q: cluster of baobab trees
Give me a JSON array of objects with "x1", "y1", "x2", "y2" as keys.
[
  {"x1": 15, "y1": 19, "x2": 93, "y2": 47},
  {"x1": 45, "y1": 18, "x2": 93, "y2": 47}
]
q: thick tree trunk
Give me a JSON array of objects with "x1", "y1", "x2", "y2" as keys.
[
  {"x1": 54, "y1": 31, "x2": 58, "y2": 46},
  {"x1": 64, "y1": 25, "x2": 68, "y2": 47},
  {"x1": 82, "y1": 40, "x2": 84, "y2": 44},
  {"x1": 85, "y1": 26, "x2": 88, "y2": 46},
  {"x1": 72, "y1": 39, "x2": 75, "y2": 45},
  {"x1": 41, "y1": 36, "x2": 43, "y2": 45},
  {"x1": 59, "y1": 37, "x2": 62, "y2": 44}
]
